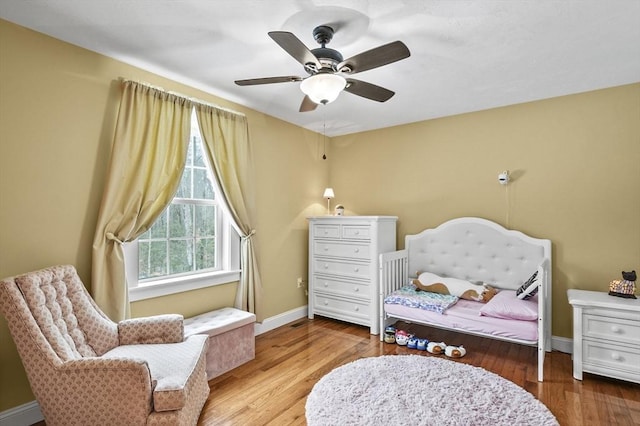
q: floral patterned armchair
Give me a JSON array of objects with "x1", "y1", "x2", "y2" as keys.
[{"x1": 0, "y1": 265, "x2": 210, "y2": 425}]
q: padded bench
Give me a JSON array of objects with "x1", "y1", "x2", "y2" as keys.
[{"x1": 184, "y1": 307, "x2": 256, "y2": 380}]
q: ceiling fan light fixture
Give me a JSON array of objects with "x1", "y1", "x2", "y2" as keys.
[{"x1": 300, "y1": 73, "x2": 347, "y2": 105}]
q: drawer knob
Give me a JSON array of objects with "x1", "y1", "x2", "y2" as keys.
[
  {"x1": 354, "y1": 248, "x2": 360, "y2": 253},
  {"x1": 611, "y1": 325, "x2": 622, "y2": 333},
  {"x1": 323, "y1": 282, "x2": 329, "y2": 287},
  {"x1": 355, "y1": 231, "x2": 360, "y2": 235},
  {"x1": 354, "y1": 287, "x2": 359, "y2": 292},
  {"x1": 354, "y1": 267, "x2": 360, "y2": 272},
  {"x1": 324, "y1": 300, "x2": 329, "y2": 306},
  {"x1": 354, "y1": 306, "x2": 359, "y2": 312},
  {"x1": 324, "y1": 247, "x2": 329, "y2": 251},
  {"x1": 324, "y1": 264, "x2": 329, "y2": 269},
  {"x1": 611, "y1": 352, "x2": 622, "y2": 361}
]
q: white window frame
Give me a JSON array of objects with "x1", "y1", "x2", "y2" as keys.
[{"x1": 124, "y1": 112, "x2": 241, "y2": 302}]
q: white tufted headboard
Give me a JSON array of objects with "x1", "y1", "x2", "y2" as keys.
[{"x1": 406, "y1": 217, "x2": 551, "y2": 291}]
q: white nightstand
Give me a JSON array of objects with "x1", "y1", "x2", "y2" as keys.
[{"x1": 567, "y1": 289, "x2": 640, "y2": 384}]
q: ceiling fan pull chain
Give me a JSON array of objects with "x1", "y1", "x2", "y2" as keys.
[{"x1": 322, "y1": 117, "x2": 327, "y2": 160}]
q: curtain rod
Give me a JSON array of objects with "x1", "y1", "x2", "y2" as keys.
[{"x1": 119, "y1": 77, "x2": 247, "y2": 118}]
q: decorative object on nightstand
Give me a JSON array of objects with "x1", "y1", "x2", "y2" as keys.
[
  {"x1": 567, "y1": 289, "x2": 640, "y2": 384},
  {"x1": 609, "y1": 270, "x2": 637, "y2": 299},
  {"x1": 334, "y1": 204, "x2": 344, "y2": 216},
  {"x1": 307, "y1": 216, "x2": 397, "y2": 335},
  {"x1": 323, "y1": 188, "x2": 335, "y2": 215}
]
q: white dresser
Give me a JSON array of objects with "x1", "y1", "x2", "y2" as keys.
[
  {"x1": 567, "y1": 289, "x2": 640, "y2": 384},
  {"x1": 308, "y1": 216, "x2": 397, "y2": 335}
]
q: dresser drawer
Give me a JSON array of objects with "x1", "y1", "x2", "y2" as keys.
[
  {"x1": 313, "y1": 276, "x2": 369, "y2": 300},
  {"x1": 313, "y1": 259, "x2": 371, "y2": 279},
  {"x1": 583, "y1": 339, "x2": 640, "y2": 378},
  {"x1": 314, "y1": 225, "x2": 340, "y2": 239},
  {"x1": 583, "y1": 314, "x2": 640, "y2": 346},
  {"x1": 312, "y1": 293, "x2": 370, "y2": 324},
  {"x1": 314, "y1": 241, "x2": 371, "y2": 260},
  {"x1": 342, "y1": 225, "x2": 371, "y2": 240}
]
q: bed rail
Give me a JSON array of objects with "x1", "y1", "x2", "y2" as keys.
[{"x1": 379, "y1": 249, "x2": 408, "y2": 340}]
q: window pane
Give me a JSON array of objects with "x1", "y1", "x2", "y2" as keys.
[
  {"x1": 186, "y1": 136, "x2": 194, "y2": 167},
  {"x1": 147, "y1": 211, "x2": 167, "y2": 239},
  {"x1": 196, "y1": 238, "x2": 216, "y2": 270},
  {"x1": 176, "y1": 168, "x2": 192, "y2": 198},
  {"x1": 194, "y1": 168, "x2": 214, "y2": 200},
  {"x1": 169, "y1": 240, "x2": 192, "y2": 275},
  {"x1": 139, "y1": 240, "x2": 167, "y2": 279},
  {"x1": 195, "y1": 205, "x2": 216, "y2": 237},
  {"x1": 169, "y1": 204, "x2": 193, "y2": 238},
  {"x1": 194, "y1": 137, "x2": 205, "y2": 167}
]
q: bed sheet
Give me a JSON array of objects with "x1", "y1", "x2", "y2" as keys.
[{"x1": 384, "y1": 299, "x2": 538, "y2": 343}]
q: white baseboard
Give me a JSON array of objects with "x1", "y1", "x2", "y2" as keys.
[
  {"x1": 254, "y1": 305, "x2": 308, "y2": 336},
  {"x1": 551, "y1": 335, "x2": 573, "y2": 354},
  {"x1": 0, "y1": 400, "x2": 43, "y2": 426}
]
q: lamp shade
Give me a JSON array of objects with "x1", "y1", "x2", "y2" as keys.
[
  {"x1": 300, "y1": 73, "x2": 347, "y2": 105},
  {"x1": 323, "y1": 188, "x2": 335, "y2": 199}
]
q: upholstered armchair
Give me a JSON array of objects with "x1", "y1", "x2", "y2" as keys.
[{"x1": 0, "y1": 265, "x2": 210, "y2": 426}]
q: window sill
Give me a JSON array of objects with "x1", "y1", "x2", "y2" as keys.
[{"x1": 129, "y1": 270, "x2": 241, "y2": 302}]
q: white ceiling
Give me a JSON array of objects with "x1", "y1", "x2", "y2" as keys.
[{"x1": 1, "y1": 1, "x2": 639, "y2": 136}]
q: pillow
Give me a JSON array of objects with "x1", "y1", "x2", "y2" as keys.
[
  {"x1": 479, "y1": 289, "x2": 538, "y2": 321},
  {"x1": 516, "y1": 271, "x2": 538, "y2": 300}
]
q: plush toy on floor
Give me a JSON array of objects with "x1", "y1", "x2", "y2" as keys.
[
  {"x1": 608, "y1": 270, "x2": 637, "y2": 299},
  {"x1": 445, "y1": 345, "x2": 467, "y2": 358},
  {"x1": 427, "y1": 341, "x2": 447, "y2": 354}
]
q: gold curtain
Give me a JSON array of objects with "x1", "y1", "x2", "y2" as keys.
[
  {"x1": 92, "y1": 80, "x2": 193, "y2": 320},
  {"x1": 195, "y1": 104, "x2": 263, "y2": 321}
]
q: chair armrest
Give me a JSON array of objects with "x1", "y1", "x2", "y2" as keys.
[
  {"x1": 118, "y1": 314, "x2": 184, "y2": 345},
  {"x1": 54, "y1": 357, "x2": 154, "y2": 422}
]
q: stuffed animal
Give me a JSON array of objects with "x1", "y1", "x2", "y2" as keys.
[
  {"x1": 609, "y1": 270, "x2": 637, "y2": 299},
  {"x1": 427, "y1": 341, "x2": 447, "y2": 354},
  {"x1": 413, "y1": 272, "x2": 498, "y2": 303},
  {"x1": 445, "y1": 345, "x2": 466, "y2": 358}
]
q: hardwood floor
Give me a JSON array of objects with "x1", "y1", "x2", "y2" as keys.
[
  {"x1": 198, "y1": 317, "x2": 640, "y2": 426},
  {"x1": 29, "y1": 316, "x2": 640, "y2": 425}
]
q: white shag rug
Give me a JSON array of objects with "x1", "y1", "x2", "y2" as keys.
[{"x1": 306, "y1": 355, "x2": 558, "y2": 426}]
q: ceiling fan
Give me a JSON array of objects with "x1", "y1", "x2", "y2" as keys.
[{"x1": 234, "y1": 25, "x2": 411, "y2": 112}]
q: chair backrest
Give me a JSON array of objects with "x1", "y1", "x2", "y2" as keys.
[{"x1": 0, "y1": 265, "x2": 119, "y2": 364}]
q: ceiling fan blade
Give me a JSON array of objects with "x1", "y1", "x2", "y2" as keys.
[
  {"x1": 344, "y1": 78, "x2": 395, "y2": 102},
  {"x1": 299, "y1": 95, "x2": 318, "y2": 112},
  {"x1": 268, "y1": 31, "x2": 321, "y2": 69},
  {"x1": 235, "y1": 76, "x2": 302, "y2": 86},
  {"x1": 338, "y1": 41, "x2": 410, "y2": 74}
]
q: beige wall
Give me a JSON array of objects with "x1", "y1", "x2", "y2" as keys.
[
  {"x1": 1, "y1": 18, "x2": 639, "y2": 412},
  {"x1": 0, "y1": 19, "x2": 325, "y2": 411},
  {"x1": 330, "y1": 83, "x2": 640, "y2": 340}
]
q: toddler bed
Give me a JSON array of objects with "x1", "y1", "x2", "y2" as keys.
[{"x1": 379, "y1": 217, "x2": 552, "y2": 381}]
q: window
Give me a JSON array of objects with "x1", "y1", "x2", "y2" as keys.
[{"x1": 125, "y1": 112, "x2": 240, "y2": 301}]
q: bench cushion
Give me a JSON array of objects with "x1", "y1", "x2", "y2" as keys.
[{"x1": 184, "y1": 307, "x2": 255, "y2": 338}]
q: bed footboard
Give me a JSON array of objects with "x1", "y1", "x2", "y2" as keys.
[{"x1": 379, "y1": 249, "x2": 408, "y2": 340}]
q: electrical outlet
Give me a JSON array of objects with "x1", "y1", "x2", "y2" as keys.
[{"x1": 297, "y1": 277, "x2": 304, "y2": 288}]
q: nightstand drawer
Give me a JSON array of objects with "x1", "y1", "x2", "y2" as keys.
[
  {"x1": 314, "y1": 241, "x2": 370, "y2": 260},
  {"x1": 313, "y1": 259, "x2": 371, "y2": 279},
  {"x1": 312, "y1": 293, "x2": 370, "y2": 323},
  {"x1": 314, "y1": 225, "x2": 340, "y2": 239},
  {"x1": 313, "y1": 276, "x2": 369, "y2": 299},
  {"x1": 584, "y1": 314, "x2": 640, "y2": 346},
  {"x1": 583, "y1": 340, "x2": 640, "y2": 377},
  {"x1": 342, "y1": 225, "x2": 371, "y2": 240}
]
